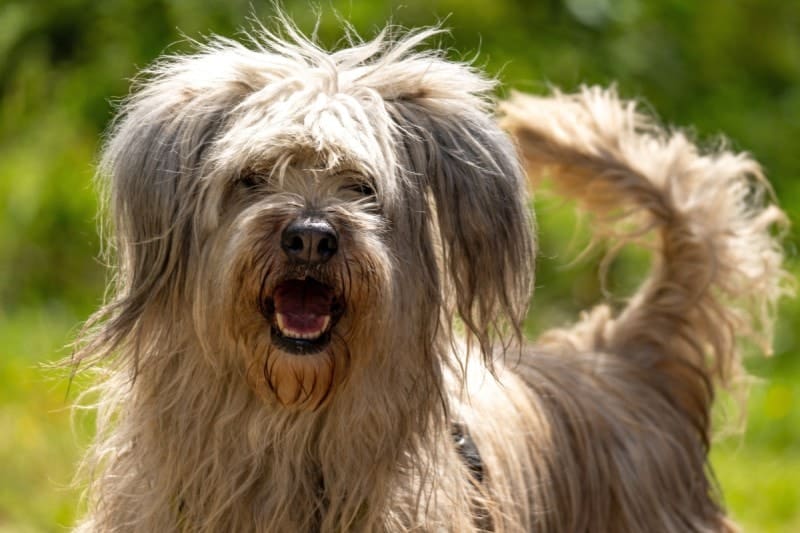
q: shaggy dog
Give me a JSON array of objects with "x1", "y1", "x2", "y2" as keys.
[{"x1": 73, "y1": 20, "x2": 788, "y2": 532}]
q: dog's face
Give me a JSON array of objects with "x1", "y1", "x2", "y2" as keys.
[
  {"x1": 210, "y1": 157, "x2": 393, "y2": 409},
  {"x1": 98, "y1": 28, "x2": 534, "y2": 410}
]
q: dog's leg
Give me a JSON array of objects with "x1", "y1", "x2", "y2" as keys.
[{"x1": 493, "y1": 87, "x2": 789, "y2": 531}]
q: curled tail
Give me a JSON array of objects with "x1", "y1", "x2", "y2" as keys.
[{"x1": 500, "y1": 86, "x2": 790, "y2": 439}]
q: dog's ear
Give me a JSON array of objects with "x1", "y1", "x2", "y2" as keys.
[
  {"x1": 388, "y1": 84, "x2": 535, "y2": 362},
  {"x1": 82, "y1": 49, "x2": 251, "y2": 366}
]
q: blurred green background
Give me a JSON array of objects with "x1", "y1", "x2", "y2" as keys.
[{"x1": 0, "y1": 0, "x2": 797, "y2": 531}]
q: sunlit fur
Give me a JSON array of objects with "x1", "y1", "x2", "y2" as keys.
[
  {"x1": 499, "y1": 87, "x2": 791, "y2": 531},
  {"x1": 72, "y1": 19, "x2": 788, "y2": 533}
]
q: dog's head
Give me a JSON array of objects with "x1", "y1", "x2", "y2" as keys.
[{"x1": 95, "y1": 24, "x2": 534, "y2": 410}]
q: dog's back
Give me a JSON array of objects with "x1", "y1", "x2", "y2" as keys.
[{"x1": 461, "y1": 87, "x2": 789, "y2": 532}]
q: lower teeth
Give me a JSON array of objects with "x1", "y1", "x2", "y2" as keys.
[
  {"x1": 275, "y1": 314, "x2": 330, "y2": 340},
  {"x1": 282, "y1": 331, "x2": 322, "y2": 340}
]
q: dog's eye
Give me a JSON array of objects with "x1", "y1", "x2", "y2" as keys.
[
  {"x1": 239, "y1": 172, "x2": 263, "y2": 189},
  {"x1": 343, "y1": 182, "x2": 376, "y2": 197}
]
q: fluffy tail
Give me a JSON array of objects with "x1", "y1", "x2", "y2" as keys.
[{"x1": 500, "y1": 86, "x2": 790, "y2": 440}]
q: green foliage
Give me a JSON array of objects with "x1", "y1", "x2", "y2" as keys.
[{"x1": 1, "y1": 1, "x2": 797, "y2": 530}]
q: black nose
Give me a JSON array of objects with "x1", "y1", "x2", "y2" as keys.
[{"x1": 281, "y1": 218, "x2": 338, "y2": 265}]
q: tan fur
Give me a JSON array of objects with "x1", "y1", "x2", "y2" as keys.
[
  {"x1": 72, "y1": 18, "x2": 789, "y2": 533},
  {"x1": 498, "y1": 86, "x2": 791, "y2": 531}
]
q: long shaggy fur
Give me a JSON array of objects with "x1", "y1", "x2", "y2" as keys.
[
  {"x1": 499, "y1": 87, "x2": 790, "y2": 531},
  {"x1": 72, "y1": 19, "x2": 788, "y2": 533}
]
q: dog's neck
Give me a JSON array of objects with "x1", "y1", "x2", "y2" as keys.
[{"x1": 94, "y1": 333, "x2": 475, "y2": 531}]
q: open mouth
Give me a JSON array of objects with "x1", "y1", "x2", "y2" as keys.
[{"x1": 263, "y1": 278, "x2": 344, "y2": 355}]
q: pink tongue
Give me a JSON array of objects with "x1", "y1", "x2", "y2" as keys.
[
  {"x1": 279, "y1": 313, "x2": 329, "y2": 334},
  {"x1": 273, "y1": 279, "x2": 334, "y2": 330}
]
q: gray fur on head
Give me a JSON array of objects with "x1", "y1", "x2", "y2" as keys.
[
  {"x1": 74, "y1": 18, "x2": 534, "y2": 532},
  {"x1": 90, "y1": 21, "x2": 534, "y2": 373}
]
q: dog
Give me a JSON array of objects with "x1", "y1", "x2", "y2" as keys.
[{"x1": 72, "y1": 19, "x2": 789, "y2": 532}]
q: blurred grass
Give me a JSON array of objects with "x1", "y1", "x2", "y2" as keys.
[
  {"x1": 0, "y1": 310, "x2": 85, "y2": 531},
  {"x1": 0, "y1": 0, "x2": 798, "y2": 531}
]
